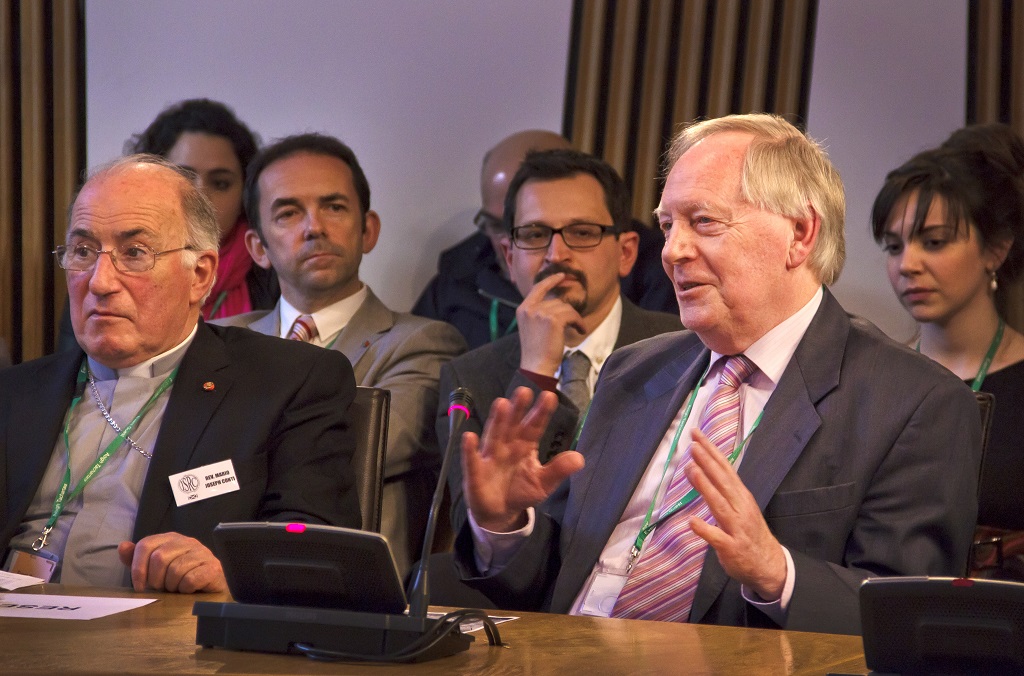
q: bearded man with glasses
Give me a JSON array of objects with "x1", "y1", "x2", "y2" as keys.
[
  {"x1": 0, "y1": 155, "x2": 360, "y2": 593},
  {"x1": 437, "y1": 149, "x2": 681, "y2": 539}
]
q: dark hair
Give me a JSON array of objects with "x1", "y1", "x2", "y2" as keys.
[
  {"x1": 244, "y1": 133, "x2": 371, "y2": 239},
  {"x1": 125, "y1": 99, "x2": 259, "y2": 176},
  {"x1": 502, "y1": 148, "x2": 631, "y2": 234},
  {"x1": 941, "y1": 123, "x2": 1024, "y2": 178},
  {"x1": 870, "y1": 146, "x2": 1024, "y2": 291}
]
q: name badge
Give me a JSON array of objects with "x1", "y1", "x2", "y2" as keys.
[
  {"x1": 168, "y1": 459, "x2": 240, "y2": 507},
  {"x1": 578, "y1": 571, "x2": 628, "y2": 617},
  {"x1": 3, "y1": 548, "x2": 59, "y2": 583}
]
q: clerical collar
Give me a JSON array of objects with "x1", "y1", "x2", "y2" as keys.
[
  {"x1": 87, "y1": 323, "x2": 198, "y2": 381},
  {"x1": 278, "y1": 284, "x2": 369, "y2": 345}
]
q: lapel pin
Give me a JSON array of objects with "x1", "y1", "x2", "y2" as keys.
[
  {"x1": 202, "y1": 381, "x2": 216, "y2": 392},
  {"x1": 362, "y1": 340, "x2": 370, "y2": 348}
]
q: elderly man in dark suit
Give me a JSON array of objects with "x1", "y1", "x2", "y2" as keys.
[
  {"x1": 439, "y1": 149, "x2": 680, "y2": 535},
  {"x1": 0, "y1": 155, "x2": 359, "y2": 592},
  {"x1": 453, "y1": 114, "x2": 982, "y2": 635}
]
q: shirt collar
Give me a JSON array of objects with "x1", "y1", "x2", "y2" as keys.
[
  {"x1": 561, "y1": 295, "x2": 623, "y2": 371},
  {"x1": 709, "y1": 286, "x2": 823, "y2": 386},
  {"x1": 279, "y1": 285, "x2": 369, "y2": 346},
  {"x1": 88, "y1": 322, "x2": 198, "y2": 381}
]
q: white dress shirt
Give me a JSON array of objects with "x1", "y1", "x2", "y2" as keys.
[
  {"x1": 472, "y1": 286, "x2": 825, "y2": 623},
  {"x1": 278, "y1": 285, "x2": 369, "y2": 347}
]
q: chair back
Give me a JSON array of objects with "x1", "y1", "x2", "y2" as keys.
[{"x1": 349, "y1": 386, "x2": 390, "y2": 532}]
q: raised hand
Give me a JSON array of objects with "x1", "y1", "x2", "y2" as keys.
[
  {"x1": 516, "y1": 272, "x2": 587, "y2": 375},
  {"x1": 462, "y1": 387, "x2": 585, "y2": 532}
]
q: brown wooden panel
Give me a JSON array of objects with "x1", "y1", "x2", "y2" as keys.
[
  {"x1": 0, "y1": 0, "x2": 14, "y2": 357},
  {"x1": 603, "y1": 0, "x2": 641, "y2": 174},
  {"x1": 1012, "y1": 0, "x2": 1024, "y2": 129},
  {"x1": 741, "y1": 0, "x2": 775, "y2": 113},
  {"x1": 706, "y1": 0, "x2": 741, "y2": 117},
  {"x1": 672, "y1": 0, "x2": 710, "y2": 137},
  {"x1": 570, "y1": 0, "x2": 608, "y2": 154},
  {"x1": 774, "y1": 0, "x2": 811, "y2": 116},
  {"x1": 974, "y1": 0, "x2": 1003, "y2": 122},
  {"x1": 52, "y1": 0, "x2": 80, "y2": 346},
  {"x1": 19, "y1": 1, "x2": 47, "y2": 361},
  {"x1": 633, "y1": 0, "x2": 675, "y2": 220}
]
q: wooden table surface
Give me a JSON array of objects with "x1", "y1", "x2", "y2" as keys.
[{"x1": 0, "y1": 584, "x2": 868, "y2": 675}]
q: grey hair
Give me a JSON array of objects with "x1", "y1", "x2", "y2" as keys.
[
  {"x1": 67, "y1": 155, "x2": 220, "y2": 297},
  {"x1": 667, "y1": 114, "x2": 846, "y2": 285}
]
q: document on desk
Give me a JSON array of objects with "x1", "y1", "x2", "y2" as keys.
[
  {"x1": 0, "y1": 570, "x2": 45, "y2": 591},
  {"x1": 427, "y1": 611, "x2": 518, "y2": 633},
  {"x1": 0, "y1": 593, "x2": 156, "y2": 620}
]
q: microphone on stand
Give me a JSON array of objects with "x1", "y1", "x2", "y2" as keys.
[{"x1": 407, "y1": 387, "x2": 473, "y2": 618}]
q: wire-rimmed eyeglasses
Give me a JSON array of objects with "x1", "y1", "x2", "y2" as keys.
[{"x1": 53, "y1": 243, "x2": 195, "y2": 273}]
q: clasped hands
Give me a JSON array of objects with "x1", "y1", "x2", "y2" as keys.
[
  {"x1": 117, "y1": 532, "x2": 227, "y2": 593},
  {"x1": 462, "y1": 387, "x2": 787, "y2": 601}
]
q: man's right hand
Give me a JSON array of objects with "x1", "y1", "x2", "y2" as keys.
[
  {"x1": 462, "y1": 387, "x2": 585, "y2": 533},
  {"x1": 516, "y1": 273, "x2": 587, "y2": 375}
]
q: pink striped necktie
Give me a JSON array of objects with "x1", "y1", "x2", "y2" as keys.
[
  {"x1": 286, "y1": 314, "x2": 318, "y2": 343},
  {"x1": 612, "y1": 354, "x2": 756, "y2": 622}
]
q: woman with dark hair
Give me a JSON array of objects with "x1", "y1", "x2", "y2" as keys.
[
  {"x1": 871, "y1": 132, "x2": 1024, "y2": 578},
  {"x1": 126, "y1": 98, "x2": 278, "y2": 319}
]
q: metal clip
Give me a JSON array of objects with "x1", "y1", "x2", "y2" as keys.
[
  {"x1": 625, "y1": 546, "x2": 640, "y2": 574},
  {"x1": 31, "y1": 526, "x2": 52, "y2": 552}
]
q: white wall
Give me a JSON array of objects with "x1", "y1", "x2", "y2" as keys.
[
  {"x1": 85, "y1": 0, "x2": 572, "y2": 311},
  {"x1": 807, "y1": 0, "x2": 968, "y2": 341}
]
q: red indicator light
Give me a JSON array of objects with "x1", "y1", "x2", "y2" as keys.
[
  {"x1": 285, "y1": 523, "x2": 306, "y2": 534},
  {"x1": 951, "y1": 578, "x2": 974, "y2": 587}
]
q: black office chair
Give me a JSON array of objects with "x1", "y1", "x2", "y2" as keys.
[{"x1": 349, "y1": 386, "x2": 390, "y2": 533}]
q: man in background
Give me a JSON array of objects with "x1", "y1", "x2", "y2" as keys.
[
  {"x1": 440, "y1": 148, "x2": 680, "y2": 535},
  {"x1": 218, "y1": 133, "x2": 465, "y2": 576},
  {"x1": 414, "y1": 129, "x2": 675, "y2": 350}
]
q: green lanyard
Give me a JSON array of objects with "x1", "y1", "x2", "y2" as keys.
[
  {"x1": 916, "y1": 317, "x2": 1004, "y2": 393},
  {"x1": 32, "y1": 361, "x2": 178, "y2": 551},
  {"x1": 489, "y1": 298, "x2": 517, "y2": 343},
  {"x1": 626, "y1": 362, "x2": 763, "y2": 572},
  {"x1": 207, "y1": 290, "x2": 228, "y2": 318}
]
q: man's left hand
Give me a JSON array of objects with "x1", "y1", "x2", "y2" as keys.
[
  {"x1": 117, "y1": 532, "x2": 227, "y2": 593},
  {"x1": 684, "y1": 429, "x2": 787, "y2": 601}
]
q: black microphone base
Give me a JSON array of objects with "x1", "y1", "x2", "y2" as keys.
[{"x1": 193, "y1": 601, "x2": 474, "y2": 662}]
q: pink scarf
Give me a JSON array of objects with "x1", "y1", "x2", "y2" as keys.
[{"x1": 202, "y1": 217, "x2": 254, "y2": 320}]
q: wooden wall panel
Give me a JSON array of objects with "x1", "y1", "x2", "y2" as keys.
[
  {"x1": 1, "y1": 0, "x2": 84, "y2": 364},
  {"x1": 565, "y1": 0, "x2": 817, "y2": 228}
]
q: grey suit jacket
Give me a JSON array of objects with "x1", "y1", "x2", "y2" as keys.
[
  {"x1": 439, "y1": 297, "x2": 682, "y2": 534},
  {"x1": 218, "y1": 287, "x2": 466, "y2": 574},
  {"x1": 453, "y1": 289, "x2": 982, "y2": 635}
]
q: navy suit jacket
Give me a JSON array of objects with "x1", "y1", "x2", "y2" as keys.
[
  {"x1": 1, "y1": 322, "x2": 361, "y2": 555},
  {"x1": 454, "y1": 289, "x2": 982, "y2": 635},
  {"x1": 439, "y1": 298, "x2": 682, "y2": 534}
]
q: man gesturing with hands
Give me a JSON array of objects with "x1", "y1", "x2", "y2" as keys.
[
  {"x1": 450, "y1": 115, "x2": 981, "y2": 636},
  {"x1": 437, "y1": 149, "x2": 680, "y2": 535}
]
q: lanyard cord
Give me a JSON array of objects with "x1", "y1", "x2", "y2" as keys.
[
  {"x1": 489, "y1": 298, "x2": 517, "y2": 343},
  {"x1": 33, "y1": 361, "x2": 177, "y2": 551},
  {"x1": 915, "y1": 317, "x2": 1004, "y2": 392},
  {"x1": 626, "y1": 362, "x2": 763, "y2": 571}
]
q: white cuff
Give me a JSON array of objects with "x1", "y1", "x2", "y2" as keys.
[
  {"x1": 740, "y1": 546, "x2": 795, "y2": 625},
  {"x1": 468, "y1": 508, "x2": 536, "y2": 575}
]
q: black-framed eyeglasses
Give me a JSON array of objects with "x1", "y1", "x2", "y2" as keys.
[
  {"x1": 53, "y1": 243, "x2": 195, "y2": 273},
  {"x1": 473, "y1": 209, "x2": 503, "y2": 234},
  {"x1": 510, "y1": 223, "x2": 616, "y2": 250}
]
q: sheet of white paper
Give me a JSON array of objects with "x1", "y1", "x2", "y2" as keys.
[
  {"x1": 427, "y1": 611, "x2": 517, "y2": 633},
  {"x1": 0, "y1": 593, "x2": 156, "y2": 620},
  {"x1": 0, "y1": 570, "x2": 45, "y2": 591}
]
